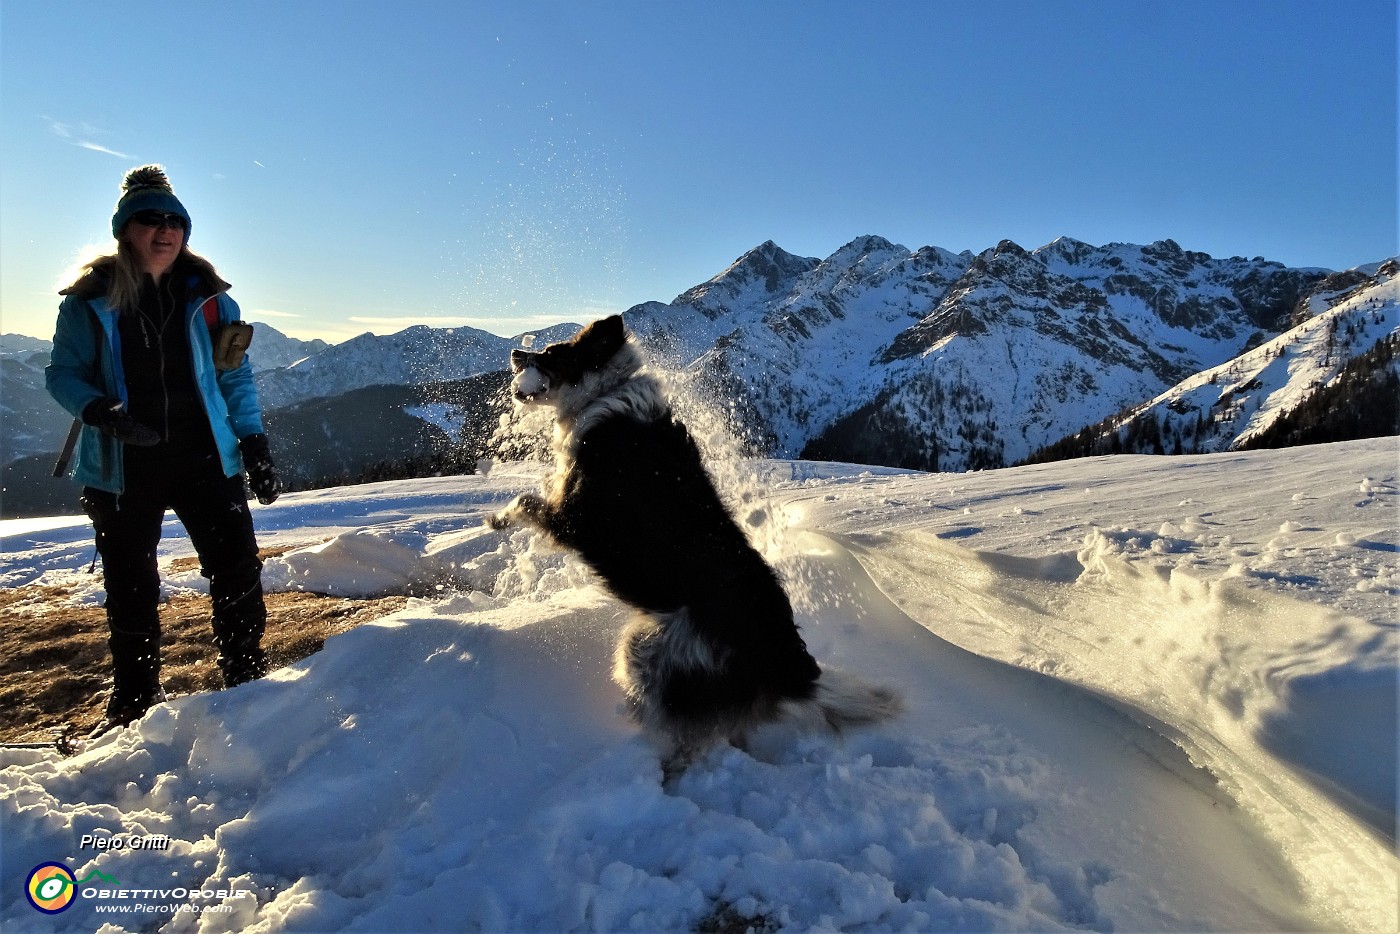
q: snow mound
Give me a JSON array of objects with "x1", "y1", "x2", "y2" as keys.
[{"x1": 2, "y1": 441, "x2": 1395, "y2": 932}]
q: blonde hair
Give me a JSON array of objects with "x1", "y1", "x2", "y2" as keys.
[{"x1": 60, "y1": 242, "x2": 228, "y2": 312}]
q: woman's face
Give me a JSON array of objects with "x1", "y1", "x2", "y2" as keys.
[{"x1": 123, "y1": 211, "x2": 186, "y2": 277}]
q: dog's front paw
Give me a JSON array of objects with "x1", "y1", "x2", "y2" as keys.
[{"x1": 488, "y1": 494, "x2": 546, "y2": 531}]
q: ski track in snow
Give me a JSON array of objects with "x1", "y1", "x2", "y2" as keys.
[{"x1": 1, "y1": 441, "x2": 1396, "y2": 933}]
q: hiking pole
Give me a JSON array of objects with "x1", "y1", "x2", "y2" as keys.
[{"x1": 52, "y1": 418, "x2": 81, "y2": 477}]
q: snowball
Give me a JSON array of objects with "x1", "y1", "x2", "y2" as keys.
[{"x1": 513, "y1": 367, "x2": 550, "y2": 399}]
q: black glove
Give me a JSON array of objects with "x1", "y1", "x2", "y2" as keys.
[
  {"x1": 239, "y1": 434, "x2": 282, "y2": 505},
  {"x1": 81, "y1": 397, "x2": 159, "y2": 446}
]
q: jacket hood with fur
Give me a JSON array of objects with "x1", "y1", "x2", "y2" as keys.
[{"x1": 59, "y1": 253, "x2": 230, "y2": 301}]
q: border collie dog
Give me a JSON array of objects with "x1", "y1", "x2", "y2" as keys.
[{"x1": 490, "y1": 315, "x2": 901, "y2": 775}]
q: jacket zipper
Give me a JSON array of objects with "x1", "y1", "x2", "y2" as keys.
[{"x1": 159, "y1": 275, "x2": 174, "y2": 442}]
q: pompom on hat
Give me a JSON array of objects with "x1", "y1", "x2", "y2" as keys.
[{"x1": 111, "y1": 164, "x2": 191, "y2": 240}]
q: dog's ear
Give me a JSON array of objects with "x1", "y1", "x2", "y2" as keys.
[
  {"x1": 572, "y1": 315, "x2": 624, "y2": 348},
  {"x1": 595, "y1": 314, "x2": 626, "y2": 344},
  {"x1": 571, "y1": 315, "x2": 627, "y2": 369}
]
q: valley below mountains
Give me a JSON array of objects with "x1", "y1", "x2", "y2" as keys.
[{"x1": 3, "y1": 235, "x2": 1396, "y2": 518}]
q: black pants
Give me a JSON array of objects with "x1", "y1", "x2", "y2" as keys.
[{"x1": 82, "y1": 448, "x2": 267, "y2": 690}]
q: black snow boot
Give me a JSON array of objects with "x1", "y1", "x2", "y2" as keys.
[
  {"x1": 211, "y1": 558, "x2": 269, "y2": 689},
  {"x1": 218, "y1": 645, "x2": 268, "y2": 689},
  {"x1": 89, "y1": 630, "x2": 164, "y2": 740}
]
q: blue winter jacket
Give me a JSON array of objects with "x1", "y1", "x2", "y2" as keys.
[{"x1": 45, "y1": 278, "x2": 266, "y2": 493}]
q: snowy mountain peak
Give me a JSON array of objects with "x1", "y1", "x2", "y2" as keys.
[
  {"x1": 245, "y1": 324, "x2": 331, "y2": 372},
  {"x1": 1033, "y1": 236, "x2": 1097, "y2": 266},
  {"x1": 673, "y1": 241, "x2": 819, "y2": 312},
  {"x1": 992, "y1": 238, "x2": 1030, "y2": 258},
  {"x1": 912, "y1": 243, "x2": 974, "y2": 266},
  {"x1": 827, "y1": 234, "x2": 904, "y2": 262}
]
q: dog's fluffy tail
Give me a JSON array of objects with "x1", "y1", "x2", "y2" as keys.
[{"x1": 785, "y1": 667, "x2": 904, "y2": 735}]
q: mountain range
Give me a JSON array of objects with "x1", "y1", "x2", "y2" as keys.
[
  {"x1": 622, "y1": 235, "x2": 1394, "y2": 471},
  {"x1": 2, "y1": 235, "x2": 1395, "y2": 517}
]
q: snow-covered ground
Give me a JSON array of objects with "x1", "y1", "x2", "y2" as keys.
[{"x1": 2, "y1": 439, "x2": 1396, "y2": 932}]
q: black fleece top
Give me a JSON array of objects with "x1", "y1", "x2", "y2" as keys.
[{"x1": 117, "y1": 264, "x2": 218, "y2": 465}]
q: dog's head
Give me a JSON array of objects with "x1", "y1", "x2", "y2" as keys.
[{"x1": 510, "y1": 314, "x2": 628, "y2": 406}]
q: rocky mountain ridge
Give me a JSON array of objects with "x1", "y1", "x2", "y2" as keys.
[
  {"x1": 3, "y1": 236, "x2": 1394, "y2": 518},
  {"x1": 623, "y1": 234, "x2": 1346, "y2": 471},
  {"x1": 251, "y1": 323, "x2": 576, "y2": 410},
  {"x1": 1027, "y1": 260, "x2": 1399, "y2": 462}
]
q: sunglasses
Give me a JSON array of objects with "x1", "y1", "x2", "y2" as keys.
[{"x1": 129, "y1": 211, "x2": 188, "y2": 231}]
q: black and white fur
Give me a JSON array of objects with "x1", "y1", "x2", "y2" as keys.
[{"x1": 490, "y1": 315, "x2": 901, "y2": 776}]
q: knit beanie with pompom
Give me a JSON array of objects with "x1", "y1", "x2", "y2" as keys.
[{"x1": 111, "y1": 165, "x2": 191, "y2": 240}]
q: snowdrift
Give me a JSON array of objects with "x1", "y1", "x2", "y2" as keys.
[{"x1": 2, "y1": 441, "x2": 1396, "y2": 932}]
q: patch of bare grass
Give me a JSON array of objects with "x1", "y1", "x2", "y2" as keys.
[{"x1": 0, "y1": 568, "x2": 405, "y2": 744}]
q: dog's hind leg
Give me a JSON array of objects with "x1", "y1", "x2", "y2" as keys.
[
  {"x1": 656, "y1": 724, "x2": 724, "y2": 784},
  {"x1": 658, "y1": 736, "x2": 696, "y2": 785},
  {"x1": 612, "y1": 613, "x2": 662, "y2": 721},
  {"x1": 728, "y1": 729, "x2": 752, "y2": 754}
]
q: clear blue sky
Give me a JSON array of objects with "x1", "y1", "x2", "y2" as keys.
[{"x1": 2, "y1": 0, "x2": 1394, "y2": 343}]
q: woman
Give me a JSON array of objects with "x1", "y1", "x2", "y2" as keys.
[{"x1": 46, "y1": 164, "x2": 282, "y2": 738}]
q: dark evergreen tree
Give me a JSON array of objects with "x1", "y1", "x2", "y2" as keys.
[{"x1": 1241, "y1": 335, "x2": 1400, "y2": 450}]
